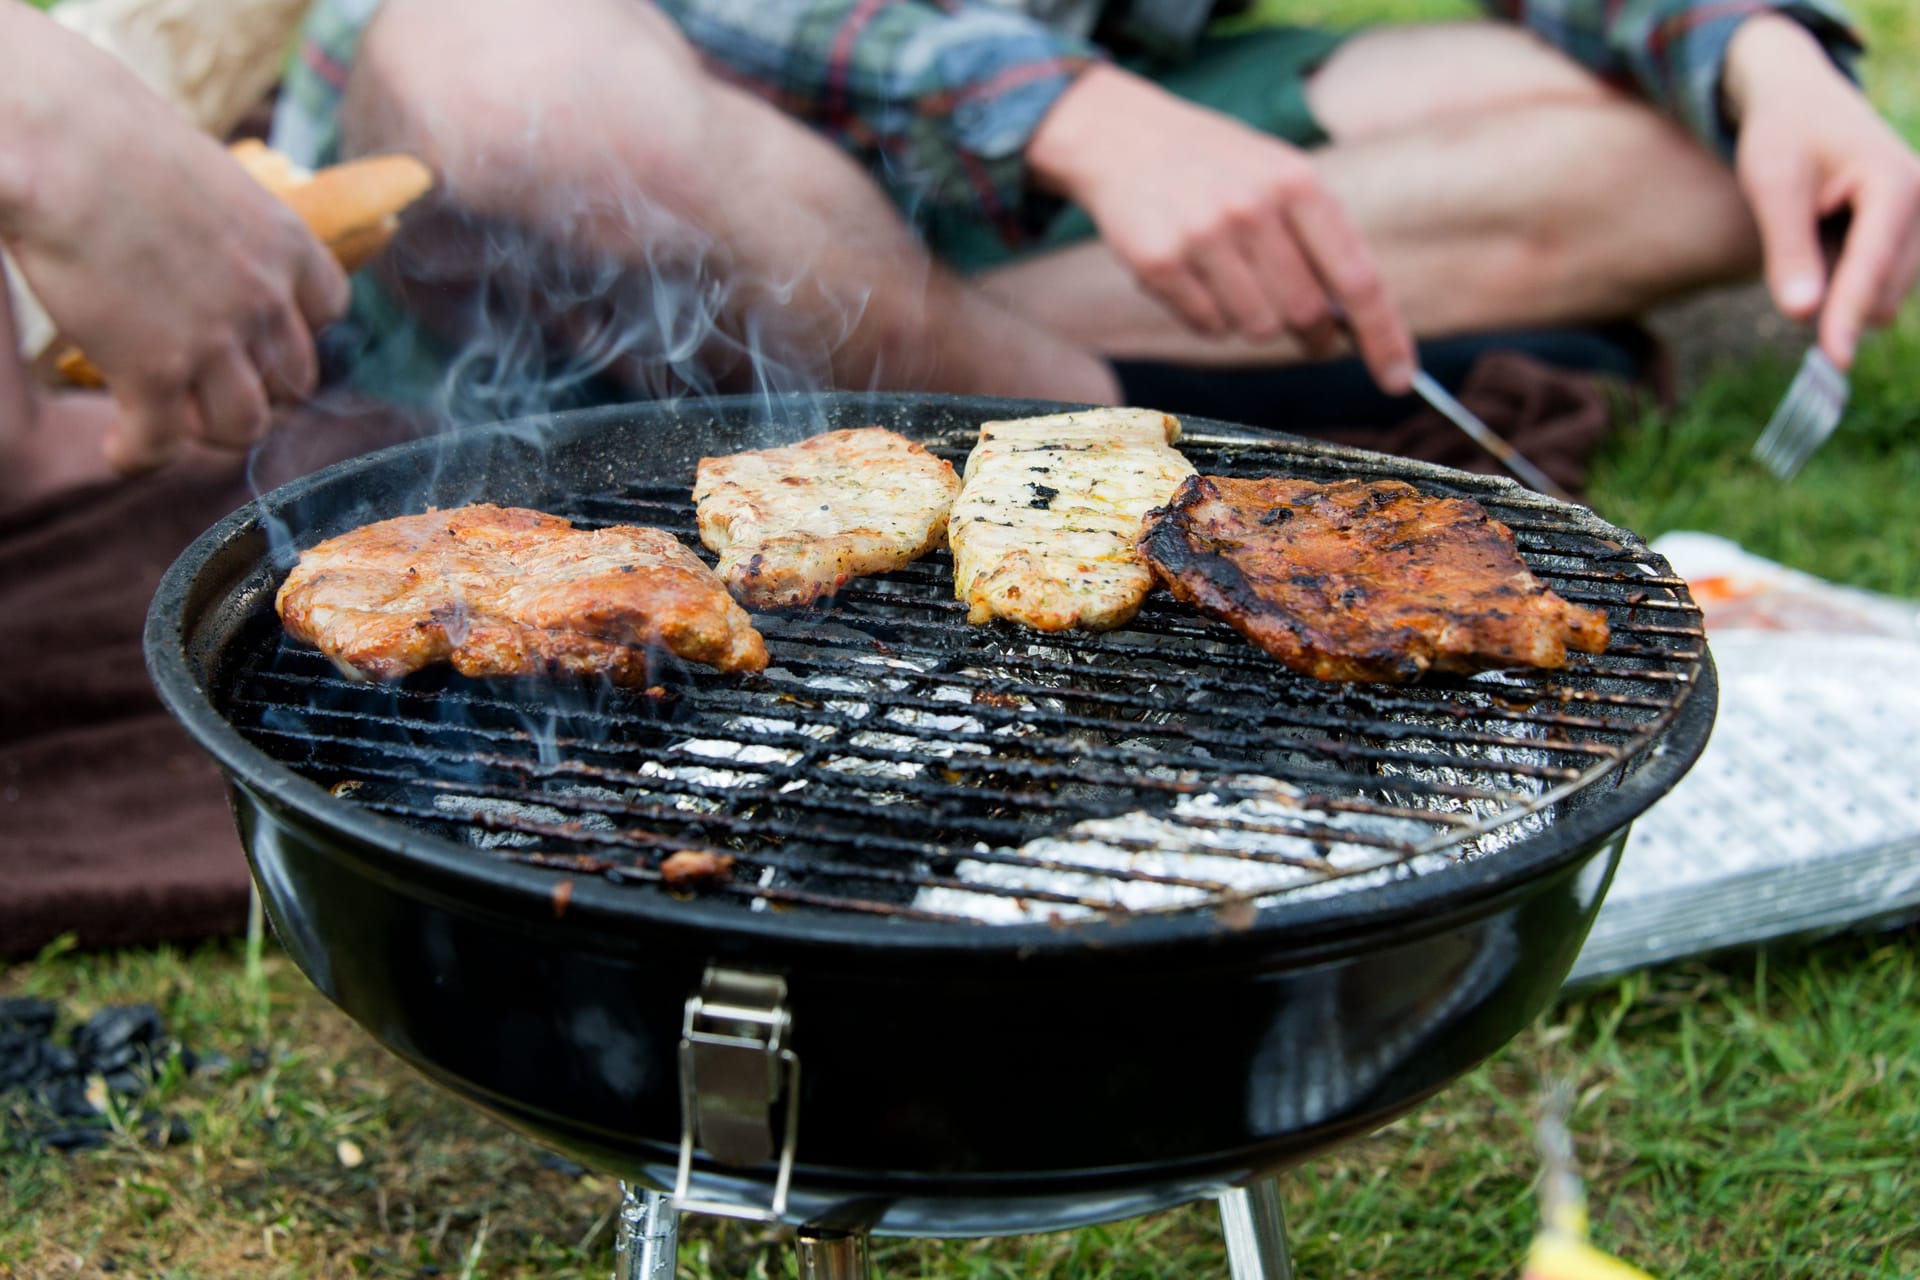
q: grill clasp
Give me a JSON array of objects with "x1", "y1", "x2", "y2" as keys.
[{"x1": 674, "y1": 966, "x2": 801, "y2": 1222}]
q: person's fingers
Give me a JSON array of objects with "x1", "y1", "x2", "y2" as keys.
[
  {"x1": 1192, "y1": 235, "x2": 1283, "y2": 340},
  {"x1": 103, "y1": 386, "x2": 196, "y2": 476},
  {"x1": 1134, "y1": 247, "x2": 1227, "y2": 335},
  {"x1": 1287, "y1": 189, "x2": 1414, "y2": 393},
  {"x1": 1871, "y1": 227, "x2": 1920, "y2": 327},
  {"x1": 254, "y1": 302, "x2": 320, "y2": 402},
  {"x1": 1819, "y1": 181, "x2": 1916, "y2": 366},
  {"x1": 191, "y1": 343, "x2": 273, "y2": 450},
  {"x1": 1742, "y1": 152, "x2": 1828, "y2": 321},
  {"x1": 293, "y1": 236, "x2": 351, "y2": 332},
  {"x1": 1246, "y1": 222, "x2": 1341, "y2": 357}
]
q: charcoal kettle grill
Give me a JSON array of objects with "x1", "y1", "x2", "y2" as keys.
[{"x1": 145, "y1": 393, "x2": 1716, "y2": 1277}]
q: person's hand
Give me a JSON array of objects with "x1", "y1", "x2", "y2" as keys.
[
  {"x1": 1726, "y1": 13, "x2": 1920, "y2": 368},
  {"x1": 1027, "y1": 64, "x2": 1416, "y2": 394},
  {"x1": 0, "y1": 7, "x2": 348, "y2": 475}
]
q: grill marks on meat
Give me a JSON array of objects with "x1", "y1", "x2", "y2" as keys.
[
  {"x1": 950, "y1": 409, "x2": 1196, "y2": 631},
  {"x1": 694, "y1": 427, "x2": 962, "y2": 609},
  {"x1": 276, "y1": 504, "x2": 768, "y2": 683},
  {"x1": 1140, "y1": 476, "x2": 1610, "y2": 681}
]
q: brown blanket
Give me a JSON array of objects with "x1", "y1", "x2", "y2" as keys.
[{"x1": 0, "y1": 396, "x2": 424, "y2": 957}]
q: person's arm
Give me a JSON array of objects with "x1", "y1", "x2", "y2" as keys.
[
  {"x1": 1024, "y1": 63, "x2": 1416, "y2": 392},
  {"x1": 0, "y1": 2, "x2": 348, "y2": 474},
  {"x1": 656, "y1": 0, "x2": 1101, "y2": 242},
  {"x1": 1483, "y1": 1, "x2": 1864, "y2": 158},
  {"x1": 1487, "y1": 2, "x2": 1917, "y2": 366},
  {"x1": 1722, "y1": 13, "x2": 1919, "y2": 367},
  {"x1": 660, "y1": 0, "x2": 1415, "y2": 391}
]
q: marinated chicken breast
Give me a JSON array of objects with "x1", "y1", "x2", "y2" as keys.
[
  {"x1": 694, "y1": 427, "x2": 962, "y2": 609},
  {"x1": 950, "y1": 408, "x2": 1196, "y2": 631},
  {"x1": 1139, "y1": 476, "x2": 1609, "y2": 681},
  {"x1": 277, "y1": 504, "x2": 768, "y2": 684}
]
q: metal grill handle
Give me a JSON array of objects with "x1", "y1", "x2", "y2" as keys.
[{"x1": 674, "y1": 965, "x2": 802, "y2": 1222}]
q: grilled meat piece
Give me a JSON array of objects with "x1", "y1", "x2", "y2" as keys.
[
  {"x1": 277, "y1": 504, "x2": 768, "y2": 683},
  {"x1": 950, "y1": 408, "x2": 1196, "y2": 631},
  {"x1": 659, "y1": 850, "x2": 736, "y2": 889},
  {"x1": 1140, "y1": 476, "x2": 1610, "y2": 681},
  {"x1": 694, "y1": 427, "x2": 962, "y2": 609}
]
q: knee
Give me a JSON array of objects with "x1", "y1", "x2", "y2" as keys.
[
  {"x1": 1507, "y1": 102, "x2": 1759, "y2": 302},
  {"x1": 1312, "y1": 21, "x2": 1617, "y2": 140},
  {"x1": 342, "y1": 0, "x2": 711, "y2": 216}
]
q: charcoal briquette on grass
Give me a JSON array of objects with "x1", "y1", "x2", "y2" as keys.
[
  {"x1": 40, "y1": 1043, "x2": 79, "y2": 1078},
  {"x1": 2, "y1": 998, "x2": 205, "y2": 1155},
  {"x1": 71, "y1": 1004, "x2": 163, "y2": 1062},
  {"x1": 79, "y1": 1040, "x2": 141, "y2": 1074},
  {"x1": 36, "y1": 1125, "x2": 110, "y2": 1153},
  {"x1": 41, "y1": 1075, "x2": 103, "y2": 1119},
  {"x1": 102, "y1": 1067, "x2": 147, "y2": 1095},
  {"x1": 144, "y1": 1114, "x2": 192, "y2": 1148},
  {"x1": 0, "y1": 1031, "x2": 48, "y2": 1090},
  {"x1": 0, "y1": 996, "x2": 57, "y2": 1035}
]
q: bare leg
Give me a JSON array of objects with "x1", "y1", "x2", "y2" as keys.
[
  {"x1": 978, "y1": 23, "x2": 1760, "y2": 365},
  {"x1": 340, "y1": 0, "x2": 1119, "y2": 405},
  {"x1": 1305, "y1": 21, "x2": 1618, "y2": 141}
]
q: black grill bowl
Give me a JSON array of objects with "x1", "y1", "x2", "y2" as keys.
[{"x1": 146, "y1": 393, "x2": 1715, "y2": 1236}]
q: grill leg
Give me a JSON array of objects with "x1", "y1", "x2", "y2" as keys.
[
  {"x1": 612, "y1": 1183, "x2": 678, "y2": 1280},
  {"x1": 795, "y1": 1226, "x2": 875, "y2": 1279},
  {"x1": 1218, "y1": 1178, "x2": 1295, "y2": 1280}
]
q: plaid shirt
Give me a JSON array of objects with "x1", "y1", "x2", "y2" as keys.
[{"x1": 274, "y1": 0, "x2": 1862, "y2": 248}]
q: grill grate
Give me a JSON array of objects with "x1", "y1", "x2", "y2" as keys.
[{"x1": 222, "y1": 430, "x2": 1707, "y2": 926}]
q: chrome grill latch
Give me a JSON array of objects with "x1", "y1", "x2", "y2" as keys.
[{"x1": 674, "y1": 966, "x2": 801, "y2": 1221}]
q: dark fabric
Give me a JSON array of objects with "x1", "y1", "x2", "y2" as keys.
[{"x1": 0, "y1": 395, "x2": 428, "y2": 957}]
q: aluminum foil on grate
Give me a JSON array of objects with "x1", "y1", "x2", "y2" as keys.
[
  {"x1": 409, "y1": 639, "x2": 1563, "y2": 923},
  {"x1": 916, "y1": 675, "x2": 1556, "y2": 924}
]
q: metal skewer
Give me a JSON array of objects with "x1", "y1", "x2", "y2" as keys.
[
  {"x1": 1327, "y1": 301, "x2": 1577, "y2": 504},
  {"x1": 1408, "y1": 369, "x2": 1577, "y2": 505}
]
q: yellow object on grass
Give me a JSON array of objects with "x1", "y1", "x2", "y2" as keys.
[
  {"x1": 1525, "y1": 1231, "x2": 1660, "y2": 1280},
  {"x1": 1525, "y1": 1086, "x2": 1659, "y2": 1280}
]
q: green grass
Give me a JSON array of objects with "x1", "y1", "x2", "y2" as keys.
[
  {"x1": 5, "y1": 929, "x2": 1915, "y2": 1278},
  {"x1": 1588, "y1": 309, "x2": 1920, "y2": 597}
]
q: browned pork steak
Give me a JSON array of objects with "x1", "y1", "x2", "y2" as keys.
[
  {"x1": 694, "y1": 426, "x2": 961, "y2": 610},
  {"x1": 1139, "y1": 476, "x2": 1610, "y2": 682},
  {"x1": 276, "y1": 504, "x2": 768, "y2": 684}
]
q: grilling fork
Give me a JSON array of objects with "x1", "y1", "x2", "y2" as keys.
[
  {"x1": 1751, "y1": 345, "x2": 1851, "y2": 480},
  {"x1": 1751, "y1": 214, "x2": 1854, "y2": 481}
]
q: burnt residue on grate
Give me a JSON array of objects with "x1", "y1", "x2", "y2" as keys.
[{"x1": 221, "y1": 432, "x2": 1707, "y2": 925}]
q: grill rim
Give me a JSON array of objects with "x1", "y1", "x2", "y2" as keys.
[{"x1": 145, "y1": 391, "x2": 1718, "y2": 957}]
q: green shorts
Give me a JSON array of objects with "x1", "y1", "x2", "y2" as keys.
[{"x1": 923, "y1": 24, "x2": 1350, "y2": 275}]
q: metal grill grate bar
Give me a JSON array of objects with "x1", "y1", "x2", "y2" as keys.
[{"x1": 227, "y1": 430, "x2": 1709, "y2": 926}]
